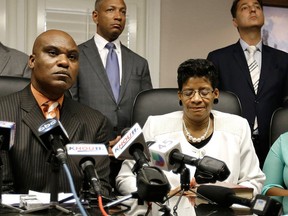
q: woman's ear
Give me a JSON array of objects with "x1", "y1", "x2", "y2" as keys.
[
  {"x1": 213, "y1": 88, "x2": 220, "y2": 104},
  {"x1": 178, "y1": 91, "x2": 182, "y2": 106}
]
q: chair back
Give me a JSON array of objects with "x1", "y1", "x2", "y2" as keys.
[
  {"x1": 270, "y1": 107, "x2": 288, "y2": 146},
  {"x1": 0, "y1": 76, "x2": 30, "y2": 97},
  {"x1": 131, "y1": 88, "x2": 242, "y2": 127}
]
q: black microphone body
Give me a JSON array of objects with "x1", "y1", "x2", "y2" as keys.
[
  {"x1": 66, "y1": 143, "x2": 109, "y2": 195},
  {"x1": 114, "y1": 125, "x2": 171, "y2": 202},
  {"x1": 170, "y1": 150, "x2": 230, "y2": 183},
  {"x1": 0, "y1": 121, "x2": 16, "y2": 151},
  {"x1": 149, "y1": 139, "x2": 230, "y2": 183},
  {"x1": 38, "y1": 119, "x2": 70, "y2": 164},
  {"x1": 80, "y1": 159, "x2": 101, "y2": 195},
  {"x1": 197, "y1": 185, "x2": 283, "y2": 216},
  {"x1": 198, "y1": 185, "x2": 251, "y2": 207},
  {"x1": 129, "y1": 143, "x2": 149, "y2": 170}
]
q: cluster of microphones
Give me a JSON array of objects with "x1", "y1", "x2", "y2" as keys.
[{"x1": 0, "y1": 121, "x2": 284, "y2": 216}]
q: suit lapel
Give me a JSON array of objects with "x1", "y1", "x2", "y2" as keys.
[
  {"x1": 119, "y1": 45, "x2": 133, "y2": 102},
  {"x1": 20, "y1": 87, "x2": 80, "y2": 149},
  {"x1": 81, "y1": 38, "x2": 116, "y2": 102},
  {"x1": 20, "y1": 86, "x2": 49, "y2": 150},
  {"x1": 59, "y1": 98, "x2": 80, "y2": 142},
  {"x1": 232, "y1": 42, "x2": 255, "y2": 93},
  {"x1": 257, "y1": 45, "x2": 271, "y2": 96}
]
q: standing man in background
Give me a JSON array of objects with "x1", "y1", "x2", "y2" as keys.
[
  {"x1": 70, "y1": 0, "x2": 153, "y2": 190},
  {"x1": 0, "y1": 42, "x2": 31, "y2": 77},
  {"x1": 207, "y1": 0, "x2": 288, "y2": 167}
]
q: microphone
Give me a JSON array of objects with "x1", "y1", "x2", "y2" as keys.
[
  {"x1": 0, "y1": 121, "x2": 16, "y2": 151},
  {"x1": 112, "y1": 123, "x2": 150, "y2": 168},
  {"x1": 112, "y1": 124, "x2": 170, "y2": 202},
  {"x1": 38, "y1": 119, "x2": 70, "y2": 164},
  {"x1": 149, "y1": 139, "x2": 230, "y2": 183},
  {"x1": 197, "y1": 185, "x2": 283, "y2": 216},
  {"x1": 66, "y1": 143, "x2": 108, "y2": 195}
]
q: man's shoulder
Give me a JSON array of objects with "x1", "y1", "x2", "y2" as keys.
[
  {"x1": 121, "y1": 44, "x2": 148, "y2": 62},
  {"x1": 78, "y1": 38, "x2": 95, "y2": 50},
  {"x1": 208, "y1": 43, "x2": 238, "y2": 56},
  {"x1": 263, "y1": 44, "x2": 288, "y2": 56}
]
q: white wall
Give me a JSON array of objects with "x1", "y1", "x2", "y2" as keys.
[{"x1": 159, "y1": 0, "x2": 239, "y2": 87}]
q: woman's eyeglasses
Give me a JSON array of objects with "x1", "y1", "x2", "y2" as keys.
[{"x1": 181, "y1": 89, "x2": 214, "y2": 99}]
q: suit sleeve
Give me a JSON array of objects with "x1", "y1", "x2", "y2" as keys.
[{"x1": 140, "y1": 59, "x2": 153, "y2": 90}]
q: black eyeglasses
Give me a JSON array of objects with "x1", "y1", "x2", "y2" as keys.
[{"x1": 181, "y1": 89, "x2": 214, "y2": 99}]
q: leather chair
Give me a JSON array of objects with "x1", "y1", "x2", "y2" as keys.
[
  {"x1": 131, "y1": 88, "x2": 242, "y2": 127},
  {"x1": 0, "y1": 76, "x2": 72, "y2": 98},
  {"x1": 269, "y1": 107, "x2": 288, "y2": 146},
  {"x1": 0, "y1": 76, "x2": 30, "y2": 97}
]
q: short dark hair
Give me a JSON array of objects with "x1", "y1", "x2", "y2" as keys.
[
  {"x1": 230, "y1": 0, "x2": 263, "y2": 18},
  {"x1": 177, "y1": 59, "x2": 219, "y2": 91},
  {"x1": 95, "y1": 0, "x2": 104, "y2": 10}
]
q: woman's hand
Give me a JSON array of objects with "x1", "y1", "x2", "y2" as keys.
[{"x1": 108, "y1": 135, "x2": 121, "y2": 156}]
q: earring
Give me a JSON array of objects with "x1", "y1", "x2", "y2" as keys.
[
  {"x1": 179, "y1": 100, "x2": 183, "y2": 106},
  {"x1": 213, "y1": 98, "x2": 219, "y2": 104}
]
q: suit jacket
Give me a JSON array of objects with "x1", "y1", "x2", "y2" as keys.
[
  {"x1": 207, "y1": 41, "x2": 288, "y2": 166},
  {"x1": 0, "y1": 85, "x2": 112, "y2": 196},
  {"x1": 70, "y1": 38, "x2": 153, "y2": 135},
  {"x1": 0, "y1": 42, "x2": 31, "y2": 78}
]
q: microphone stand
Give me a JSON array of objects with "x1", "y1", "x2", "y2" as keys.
[
  {"x1": 162, "y1": 162, "x2": 215, "y2": 215},
  {"x1": 20, "y1": 151, "x2": 71, "y2": 214}
]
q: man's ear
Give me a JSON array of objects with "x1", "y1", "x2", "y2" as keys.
[
  {"x1": 232, "y1": 18, "x2": 238, "y2": 28},
  {"x1": 92, "y1": 10, "x2": 98, "y2": 25},
  {"x1": 28, "y1": 54, "x2": 35, "y2": 69}
]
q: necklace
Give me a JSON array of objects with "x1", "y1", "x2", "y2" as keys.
[{"x1": 183, "y1": 117, "x2": 211, "y2": 143}]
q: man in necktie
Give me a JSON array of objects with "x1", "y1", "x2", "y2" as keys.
[
  {"x1": 207, "y1": 0, "x2": 288, "y2": 168},
  {"x1": 70, "y1": 0, "x2": 153, "y2": 192},
  {"x1": 0, "y1": 29, "x2": 112, "y2": 198}
]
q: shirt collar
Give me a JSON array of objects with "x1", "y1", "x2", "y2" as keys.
[
  {"x1": 94, "y1": 33, "x2": 121, "y2": 52},
  {"x1": 30, "y1": 84, "x2": 64, "y2": 108},
  {"x1": 239, "y1": 38, "x2": 262, "y2": 52}
]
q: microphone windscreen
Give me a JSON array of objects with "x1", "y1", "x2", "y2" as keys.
[{"x1": 197, "y1": 185, "x2": 235, "y2": 207}]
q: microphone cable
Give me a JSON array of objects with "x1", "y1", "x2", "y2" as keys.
[
  {"x1": 98, "y1": 195, "x2": 109, "y2": 216},
  {"x1": 62, "y1": 163, "x2": 88, "y2": 216}
]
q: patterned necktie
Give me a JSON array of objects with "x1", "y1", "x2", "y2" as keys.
[
  {"x1": 42, "y1": 101, "x2": 59, "y2": 119},
  {"x1": 105, "y1": 42, "x2": 120, "y2": 102},
  {"x1": 247, "y1": 46, "x2": 260, "y2": 94},
  {"x1": 247, "y1": 46, "x2": 259, "y2": 132}
]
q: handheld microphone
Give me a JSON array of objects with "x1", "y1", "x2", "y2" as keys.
[
  {"x1": 38, "y1": 119, "x2": 70, "y2": 164},
  {"x1": 112, "y1": 123, "x2": 150, "y2": 168},
  {"x1": 0, "y1": 121, "x2": 16, "y2": 151},
  {"x1": 197, "y1": 185, "x2": 283, "y2": 216},
  {"x1": 66, "y1": 143, "x2": 108, "y2": 195},
  {"x1": 112, "y1": 124, "x2": 170, "y2": 202},
  {"x1": 149, "y1": 139, "x2": 230, "y2": 183}
]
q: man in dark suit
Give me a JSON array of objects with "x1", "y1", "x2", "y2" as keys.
[
  {"x1": 0, "y1": 29, "x2": 112, "y2": 196},
  {"x1": 0, "y1": 42, "x2": 31, "y2": 77},
  {"x1": 207, "y1": 0, "x2": 288, "y2": 167},
  {"x1": 70, "y1": 0, "x2": 153, "y2": 188}
]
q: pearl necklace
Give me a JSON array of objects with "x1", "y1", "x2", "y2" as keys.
[{"x1": 183, "y1": 118, "x2": 211, "y2": 143}]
